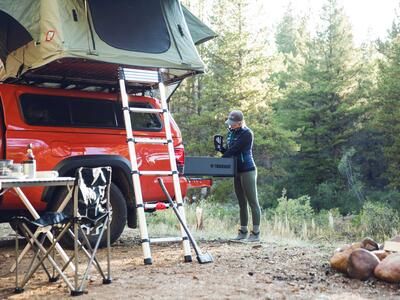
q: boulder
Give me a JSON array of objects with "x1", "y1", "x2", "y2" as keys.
[
  {"x1": 334, "y1": 242, "x2": 362, "y2": 254},
  {"x1": 374, "y1": 253, "x2": 400, "y2": 283},
  {"x1": 347, "y1": 248, "x2": 380, "y2": 280},
  {"x1": 372, "y1": 250, "x2": 390, "y2": 261},
  {"x1": 350, "y1": 242, "x2": 363, "y2": 250},
  {"x1": 330, "y1": 248, "x2": 353, "y2": 273},
  {"x1": 361, "y1": 237, "x2": 379, "y2": 251}
]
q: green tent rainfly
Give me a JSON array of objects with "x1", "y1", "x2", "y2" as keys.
[{"x1": 0, "y1": 0, "x2": 216, "y2": 85}]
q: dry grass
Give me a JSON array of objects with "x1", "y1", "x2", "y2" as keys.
[{"x1": 144, "y1": 202, "x2": 349, "y2": 247}]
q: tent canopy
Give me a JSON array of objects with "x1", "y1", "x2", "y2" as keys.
[{"x1": 0, "y1": 0, "x2": 216, "y2": 88}]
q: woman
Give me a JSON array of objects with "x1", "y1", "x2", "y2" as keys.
[{"x1": 219, "y1": 110, "x2": 261, "y2": 242}]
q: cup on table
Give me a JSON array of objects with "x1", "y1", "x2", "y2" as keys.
[
  {"x1": 23, "y1": 161, "x2": 36, "y2": 178},
  {"x1": 9, "y1": 163, "x2": 23, "y2": 177}
]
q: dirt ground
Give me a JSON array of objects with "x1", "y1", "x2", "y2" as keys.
[{"x1": 0, "y1": 226, "x2": 399, "y2": 300}]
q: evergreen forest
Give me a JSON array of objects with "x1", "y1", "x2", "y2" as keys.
[{"x1": 173, "y1": 0, "x2": 400, "y2": 220}]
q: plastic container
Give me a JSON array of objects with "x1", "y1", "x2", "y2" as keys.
[
  {"x1": 23, "y1": 160, "x2": 36, "y2": 178},
  {"x1": 23, "y1": 144, "x2": 36, "y2": 178}
]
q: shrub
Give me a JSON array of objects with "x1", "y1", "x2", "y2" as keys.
[
  {"x1": 314, "y1": 182, "x2": 339, "y2": 210},
  {"x1": 367, "y1": 190, "x2": 400, "y2": 212},
  {"x1": 314, "y1": 181, "x2": 361, "y2": 214},
  {"x1": 358, "y1": 201, "x2": 400, "y2": 241},
  {"x1": 210, "y1": 179, "x2": 234, "y2": 203},
  {"x1": 273, "y1": 189, "x2": 314, "y2": 234}
]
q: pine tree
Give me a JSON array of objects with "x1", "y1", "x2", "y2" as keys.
[
  {"x1": 275, "y1": 3, "x2": 299, "y2": 56},
  {"x1": 173, "y1": 0, "x2": 272, "y2": 157},
  {"x1": 171, "y1": 0, "x2": 296, "y2": 206},
  {"x1": 276, "y1": 0, "x2": 362, "y2": 210},
  {"x1": 374, "y1": 15, "x2": 400, "y2": 189},
  {"x1": 272, "y1": 4, "x2": 311, "y2": 93}
]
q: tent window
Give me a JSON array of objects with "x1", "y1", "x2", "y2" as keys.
[
  {"x1": 72, "y1": 9, "x2": 78, "y2": 22},
  {"x1": 0, "y1": 11, "x2": 33, "y2": 62},
  {"x1": 89, "y1": 0, "x2": 171, "y2": 53}
]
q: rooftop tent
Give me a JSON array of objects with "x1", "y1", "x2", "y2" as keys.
[
  {"x1": 0, "y1": 0, "x2": 216, "y2": 88},
  {"x1": 182, "y1": 6, "x2": 216, "y2": 45}
]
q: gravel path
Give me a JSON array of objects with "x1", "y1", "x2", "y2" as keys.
[{"x1": 0, "y1": 227, "x2": 398, "y2": 299}]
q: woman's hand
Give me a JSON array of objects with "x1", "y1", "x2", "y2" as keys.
[{"x1": 213, "y1": 135, "x2": 225, "y2": 152}]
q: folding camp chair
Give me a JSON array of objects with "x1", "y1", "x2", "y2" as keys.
[{"x1": 11, "y1": 166, "x2": 112, "y2": 296}]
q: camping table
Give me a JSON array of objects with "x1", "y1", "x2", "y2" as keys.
[{"x1": 0, "y1": 176, "x2": 76, "y2": 272}]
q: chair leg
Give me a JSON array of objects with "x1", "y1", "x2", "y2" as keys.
[
  {"x1": 15, "y1": 225, "x2": 50, "y2": 289},
  {"x1": 79, "y1": 220, "x2": 113, "y2": 281},
  {"x1": 77, "y1": 219, "x2": 108, "y2": 292},
  {"x1": 27, "y1": 234, "x2": 53, "y2": 282},
  {"x1": 68, "y1": 227, "x2": 106, "y2": 278},
  {"x1": 105, "y1": 214, "x2": 112, "y2": 284},
  {"x1": 14, "y1": 229, "x2": 24, "y2": 294},
  {"x1": 73, "y1": 219, "x2": 80, "y2": 294},
  {"x1": 18, "y1": 226, "x2": 52, "y2": 287},
  {"x1": 49, "y1": 230, "x2": 58, "y2": 282},
  {"x1": 19, "y1": 222, "x2": 76, "y2": 291}
]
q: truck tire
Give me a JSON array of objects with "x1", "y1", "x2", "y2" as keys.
[{"x1": 50, "y1": 182, "x2": 127, "y2": 248}]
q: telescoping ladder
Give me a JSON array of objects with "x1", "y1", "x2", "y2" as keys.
[{"x1": 118, "y1": 67, "x2": 192, "y2": 265}]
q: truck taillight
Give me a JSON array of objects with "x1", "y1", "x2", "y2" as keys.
[{"x1": 174, "y1": 144, "x2": 185, "y2": 174}]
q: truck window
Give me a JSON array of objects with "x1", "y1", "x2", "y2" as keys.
[
  {"x1": 116, "y1": 103, "x2": 162, "y2": 131},
  {"x1": 20, "y1": 95, "x2": 71, "y2": 126},
  {"x1": 20, "y1": 94, "x2": 161, "y2": 131},
  {"x1": 70, "y1": 100, "x2": 116, "y2": 127},
  {"x1": 20, "y1": 94, "x2": 116, "y2": 128}
]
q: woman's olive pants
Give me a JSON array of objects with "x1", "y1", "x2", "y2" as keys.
[{"x1": 234, "y1": 169, "x2": 261, "y2": 226}]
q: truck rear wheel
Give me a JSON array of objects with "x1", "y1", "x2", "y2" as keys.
[{"x1": 50, "y1": 182, "x2": 127, "y2": 248}]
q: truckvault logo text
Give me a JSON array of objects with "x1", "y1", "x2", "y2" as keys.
[{"x1": 210, "y1": 164, "x2": 231, "y2": 169}]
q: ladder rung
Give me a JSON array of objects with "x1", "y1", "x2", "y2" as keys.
[
  {"x1": 128, "y1": 107, "x2": 164, "y2": 114},
  {"x1": 133, "y1": 138, "x2": 169, "y2": 144},
  {"x1": 122, "y1": 68, "x2": 160, "y2": 83},
  {"x1": 139, "y1": 171, "x2": 174, "y2": 176},
  {"x1": 150, "y1": 237, "x2": 182, "y2": 244}
]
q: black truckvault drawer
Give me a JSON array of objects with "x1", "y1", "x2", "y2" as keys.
[{"x1": 184, "y1": 157, "x2": 236, "y2": 177}]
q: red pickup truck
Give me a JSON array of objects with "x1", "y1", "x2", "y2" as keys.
[{"x1": 0, "y1": 83, "x2": 211, "y2": 245}]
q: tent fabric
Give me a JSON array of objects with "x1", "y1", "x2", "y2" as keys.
[
  {"x1": 182, "y1": 6, "x2": 217, "y2": 45},
  {"x1": 0, "y1": 0, "x2": 216, "y2": 84}
]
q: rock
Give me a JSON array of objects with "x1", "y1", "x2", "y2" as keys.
[
  {"x1": 361, "y1": 237, "x2": 379, "y2": 251},
  {"x1": 347, "y1": 249, "x2": 380, "y2": 281},
  {"x1": 351, "y1": 242, "x2": 363, "y2": 250},
  {"x1": 331, "y1": 242, "x2": 363, "y2": 273},
  {"x1": 334, "y1": 242, "x2": 361, "y2": 254},
  {"x1": 372, "y1": 250, "x2": 390, "y2": 261},
  {"x1": 330, "y1": 248, "x2": 353, "y2": 273},
  {"x1": 374, "y1": 253, "x2": 400, "y2": 283}
]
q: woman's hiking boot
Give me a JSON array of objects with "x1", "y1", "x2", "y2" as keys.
[
  {"x1": 232, "y1": 229, "x2": 248, "y2": 240},
  {"x1": 246, "y1": 231, "x2": 260, "y2": 242}
]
